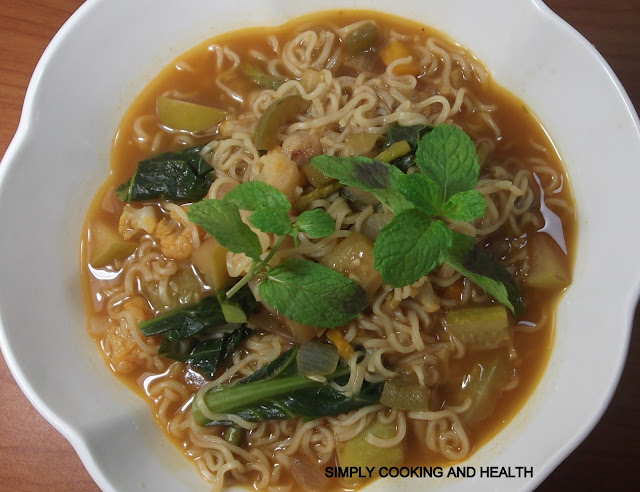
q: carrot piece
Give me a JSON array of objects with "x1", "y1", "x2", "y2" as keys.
[
  {"x1": 380, "y1": 39, "x2": 420, "y2": 76},
  {"x1": 326, "y1": 330, "x2": 355, "y2": 359}
]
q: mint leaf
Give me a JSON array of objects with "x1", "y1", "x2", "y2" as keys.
[
  {"x1": 373, "y1": 211, "x2": 453, "y2": 287},
  {"x1": 249, "y1": 208, "x2": 292, "y2": 236},
  {"x1": 188, "y1": 199, "x2": 263, "y2": 260},
  {"x1": 224, "y1": 181, "x2": 291, "y2": 211},
  {"x1": 311, "y1": 155, "x2": 412, "y2": 214},
  {"x1": 391, "y1": 173, "x2": 442, "y2": 215},
  {"x1": 445, "y1": 232, "x2": 524, "y2": 315},
  {"x1": 416, "y1": 124, "x2": 479, "y2": 201},
  {"x1": 441, "y1": 190, "x2": 486, "y2": 221},
  {"x1": 259, "y1": 259, "x2": 368, "y2": 328},
  {"x1": 296, "y1": 209, "x2": 335, "y2": 238}
]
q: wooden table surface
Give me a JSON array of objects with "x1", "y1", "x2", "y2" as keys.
[{"x1": 0, "y1": 1, "x2": 638, "y2": 491}]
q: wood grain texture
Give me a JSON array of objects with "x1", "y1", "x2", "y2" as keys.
[{"x1": 0, "y1": 1, "x2": 638, "y2": 491}]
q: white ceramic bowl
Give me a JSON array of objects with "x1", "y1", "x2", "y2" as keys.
[{"x1": 1, "y1": 0, "x2": 639, "y2": 491}]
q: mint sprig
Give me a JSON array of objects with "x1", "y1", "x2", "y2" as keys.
[
  {"x1": 187, "y1": 183, "x2": 367, "y2": 327},
  {"x1": 310, "y1": 123, "x2": 523, "y2": 314}
]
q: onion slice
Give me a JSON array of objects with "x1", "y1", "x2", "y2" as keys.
[{"x1": 296, "y1": 341, "x2": 339, "y2": 378}]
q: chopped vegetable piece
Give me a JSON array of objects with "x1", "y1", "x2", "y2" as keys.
[
  {"x1": 301, "y1": 69, "x2": 323, "y2": 93},
  {"x1": 220, "y1": 300, "x2": 247, "y2": 324},
  {"x1": 380, "y1": 373, "x2": 430, "y2": 411},
  {"x1": 374, "y1": 140, "x2": 411, "y2": 163},
  {"x1": 345, "y1": 133, "x2": 379, "y2": 155},
  {"x1": 254, "y1": 95, "x2": 311, "y2": 151},
  {"x1": 223, "y1": 426, "x2": 244, "y2": 446},
  {"x1": 382, "y1": 123, "x2": 432, "y2": 172},
  {"x1": 442, "y1": 351, "x2": 512, "y2": 424},
  {"x1": 256, "y1": 147, "x2": 303, "y2": 202},
  {"x1": 320, "y1": 232, "x2": 382, "y2": 297},
  {"x1": 293, "y1": 181, "x2": 343, "y2": 212},
  {"x1": 360, "y1": 211, "x2": 393, "y2": 242},
  {"x1": 302, "y1": 162, "x2": 336, "y2": 188},
  {"x1": 191, "y1": 238, "x2": 232, "y2": 290},
  {"x1": 296, "y1": 341, "x2": 340, "y2": 377},
  {"x1": 156, "y1": 96, "x2": 226, "y2": 132},
  {"x1": 336, "y1": 420, "x2": 404, "y2": 476},
  {"x1": 380, "y1": 39, "x2": 420, "y2": 76},
  {"x1": 89, "y1": 221, "x2": 137, "y2": 268},
  {"x1": 168, "y1": 268, "x2": 202, "y2": 304},
  {"x1": 444, "y1": 305, "x2": 510, "y2": 350},
  {"x1": 340, "y1": 186, "x2": 380, "y2": 209},
  {"x1": 345, "y1": 21, "x2": 379, "y2": 54},
  {"x1": 240, "y1": 63, "x2": 284, "y2": 89},
  {"x1": 525, "y1": 233, "x2": 571, "y2": 289},
  {"x1": 326, "y1": 330, "x2": 355, "y2": 359}
]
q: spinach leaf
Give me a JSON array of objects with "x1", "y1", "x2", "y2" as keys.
[
  {"x1": 139, "y1": 285, "x2": 258, "y2": 340},
  {"x1": 116, "y1": 145, "x2": 214, "y2": 202},
  {"x1": 383, "y1": 123, "x2": 432, "y2": 172},
  {"x1": 159, "y1": 326, "x2": 250, "y2": 379},
  {"x1": 193, "y1": 347, "x2": 382, "y2": 425}
]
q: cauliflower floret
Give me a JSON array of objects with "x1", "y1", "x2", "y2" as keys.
[
  {"x1": 153, "y1": 211, "x2": 195, "y2": 260},
  {"x1": 256, "y1": 147, "x2": 303, "y2": 203},
  {"x1": 105, "y1": 296, "x2": 151, "y2": 374},
  {"x1": 118, "y1": 205, "x2": 157, "y2": 240}
]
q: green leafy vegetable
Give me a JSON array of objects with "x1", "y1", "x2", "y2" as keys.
[
  {"x1": 295, "y1": 209, "x2": 335, "y2": 238},
  {"x1": 440, "y1": 190, "x2": 487, "y2": 221},
  {"x1": 142, "y1": 286, "x2": 257, "y2": 378},
  {"x1": 116, "y1": 145, "x2": 213, "y2": 202},
  {"x1": 391, "y1": 173, "x2": 442, "y2": 216},
  {"x1": 383, "y1": 122, "x2": 431, "y2": 172},
  {"x1": 259, "y1": 259, "x2": 369, "y2": 328},
  {"x1": 445, "y1": 232, "x2": 524, "y2": 315},
  {"x1": 187, "y1": 199, "x2": 263, "y2": 260},
  {"x1": 224, "y1": 181, "x2": 291, "y2": 211},
  {"x1": 373, "y1": 211, "x2": 452, "y2": 287},
  {"x1": 311, "y1": 155, "x2": 412, "y2": 214},
  {"x1": 192, "y1": 347, "x2": 382, "y2": 425},
  {"x1": 415, "y1": 124, "x2": 479, "y2": 201},
  {"x1": 139, "y1": 286, "x2": 258, "y2": 340},
  {"x1": 139, "y1": 296, "x2": 226, "y2": 340},
  {"x1": 249, "y1": 208, "x2": 292, "y2": 236},
  {"x1": 159, "y1": 326, "x2": 250, "y2": 379}
]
